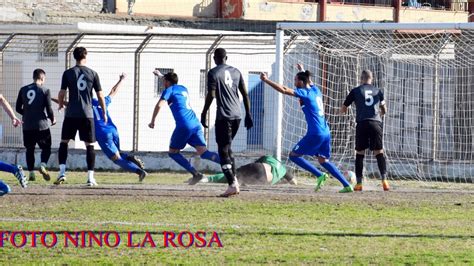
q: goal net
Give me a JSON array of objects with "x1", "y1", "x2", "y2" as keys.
[{"x1": 275, "y1": 23, "x2": 474, "y2": 185}]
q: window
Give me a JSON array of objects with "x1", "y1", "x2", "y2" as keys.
[
  {"x1": 199, "y1": 69, "x2": 207, "y2": 98},
  {"x1": 154, "y1": 68, "x2": 174, "y2": 97},
  {"x1": 38, "y1": 38, "x2": 58, "y2": 61}
]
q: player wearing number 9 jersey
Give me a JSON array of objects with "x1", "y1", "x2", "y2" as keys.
[
  {"x1": 55, "y1": 47, "x2": 107, "y2": 187},
  {"x1": 16, "y1": 69, "x2": 55, "y2": 182},
  {"x1": 149, "y1": 71, "x2": 221, "y2": 184},
  {"x1": 341, "y1": 69, "x2": 389, "y2": 191},
  {"x1": 260, "y1": 68, "x2": 353, "y2": 193}
]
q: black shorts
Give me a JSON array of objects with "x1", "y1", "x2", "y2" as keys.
[
  {"x1": 61, "y1": 117, "x2": 96, "y2": 143},
  {"x1": 215, "y1": 119, "x2": 241, "y2": 146},
  {"x1": 23, "y1": 129, "x2": 51, "y2": 149},
  {"x1": 355, "y1": 120, "x2": 383, "y2": 151}
]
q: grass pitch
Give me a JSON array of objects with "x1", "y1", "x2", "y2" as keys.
[{"x1": 0, "y1": 171, "x2": 473, "y2": 265}]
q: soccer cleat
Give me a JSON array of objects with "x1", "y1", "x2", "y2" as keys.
[
  {"x1": 54, "y1": 175, "x2": 66, "y2": 185},
  {"x1": 188, "y1": 172, "x2": 204, "y2": 185},
  {"x1": 86, "y1": 178, "x2": 98, "y2": 187},
  {"x1": 39, "y1": 163, "x2": 51, "y2": 181},
  {"x1": 14, "y1": 165, "x2": 27, "y2": 188},
  {"x1": 29, "y1": 172, "x2": 36, "y2": 181},
  {"x1": 219, "y1": 185, "x2": 240, "y2": 197},
  {"x1": 339, "y1": 186, "x2": 354, "y2": 193},
  {"x1": 127, "y1": 155, "x2": 145, "y2": 170},
  {"x1": 382, "y1": 180, "x2": 390, "y2": 191},
  {"x1": 0, "y1": 181, "x2": 11, "y2": 196},
  {"x1": 138, "y1": 170, "x2": 148, "y2": 182},
  {"x1": 314, "y1": 173, "x2": 328, "y2": 191},
  {"x1": 354, "y1": 183, "x2": 363, "y2": 191}
]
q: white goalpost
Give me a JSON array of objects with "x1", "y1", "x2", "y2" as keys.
[{"x1": 274, "y1": 22, "x2": 474, "y2": 184}]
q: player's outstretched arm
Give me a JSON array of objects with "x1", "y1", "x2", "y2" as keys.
[
  {"x1": 260, "y1": 73, "x2": 295, "y2": 97},
  {"x1": 97, "y1": 91, "x2": 108, "y2": 124},
  {"x1": 0, "y1": 94, "x2": 22, "y2": 127},
  {"x1": 148, "y1": 99, "x2": 166, "y2": 129},
  {"x1": 108, "y1": 73, "x2": 126, "y2": 98}
]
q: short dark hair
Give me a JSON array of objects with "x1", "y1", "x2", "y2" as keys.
[
  {"x1": 163, "y1": 72, "x2": 178, "y2": 85},
  {"x1": 361, "y1": 69, "x2": 373, "y2": 81},
  {"x1": 73, "y1": 47, "x2": 87, "y2": 61},
  {"x1": 33, "y1": 68, "x2": 46, "y2": 80},
  {"x1": 296, "y1": 70, "x2": 311, "y2": 86},
  {"x1": 214, "y1": 48, "x2": 227, "y2": 60}
]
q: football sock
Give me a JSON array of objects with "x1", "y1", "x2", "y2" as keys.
[
  {"x1": 59, "y1": 164, "x2": 66, "y2": 176},
  {"x1": 0, "y1": 161, "x2": 16, "y2": 174},
  {"x1": 58, "y1": 142, "x2": 68, "y2": 165},
  {"x1": 86, "y1": 145, "x2": 95, "y2": 171},
  {"x1": 200, "y1": 150, "x2": 220, "y2": 164},
  {"x1": 289, "y1": 156, "x2": 323, "y2": 177},
  {"x1": 355, "y1": 154, "x2": 364, "y2": 184},
  {"x1": 87, "y1": 170, "x2": 94, "y2": 181},
  {"x1": 168, "y1": 153, "x2": 196, "y2": 174},
  {"x1": 321, "y1": 161, "x2": 351, "y2": 187},
  {"x1": 40, "y1": 146, "x2": 51, "y2": 164},
  {"x1": 26, "y1": 147, "x2": 35, "y2": 171},
  {"x1": 376, "y1": 153, "x2": 387, "y2": 180},
  {"x1": 114, "y1": 157, "x2": 141, "y2": 174}
]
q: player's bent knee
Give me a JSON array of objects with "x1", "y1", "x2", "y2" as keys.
[
  {"x1": 356, "y1": 150, "x2": 365, "y2": 155},
  {"x1": 195, "y1": 146, "x2": 207, "y2": 155},
  {"x1": 317, "y1": 157, "x2": 328, "y2": 164},
  {"x1": 110, "y1": 154, "x2": 120, "y2": 161},
  {"x1": 374, "y1": 149, "x2": 384, "y2": 155}
]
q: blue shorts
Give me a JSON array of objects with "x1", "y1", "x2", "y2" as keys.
[
  {"x1": 97, "y1": 131, "x2": 120, "y2": 159},
  {"x1": 170, "y1": 126, "x2": 207, "y2": 150},
  {"x1": 0, "y1": 180, "x2": 11, "y2": 196},
  {"x1": 292, "y1": 133, "x2": 331, "y2": 159}
]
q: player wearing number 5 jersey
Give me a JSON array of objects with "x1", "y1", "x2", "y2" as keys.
[
  {"x1": 260, "y1": 69, "x2": 353, "y2": 193},
  {"x1": 341, "y1": 70, "x2": 389, "y2": 191},
  {"x1": 16, "y1": 69, "x2": 55, "y2": 182},
  {"x1": 149, "y1": 71, "x2": 221, "y2": 184},
  {"x1": 55, "y1": 47, "x2": 107, "y2": 186}
]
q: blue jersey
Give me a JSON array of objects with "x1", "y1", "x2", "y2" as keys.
[
  {"x1": 161, "y1": 84, "x2": 200, "y2": 129},
  {"x1": 294, "y1": 85, "x2": 329, "y2": 135},
  {"x1": 92, "y1": 96, "x2": 117, "y2": 139}
]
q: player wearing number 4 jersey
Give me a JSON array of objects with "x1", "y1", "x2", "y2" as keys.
[
  {"x1": 260, "y1": 67, "x2": 353, "y2": 193},
  {"x1": 149, "y1": 71, "x2": 221, "y2": 184},
  {"x1": 341, "y1": 70, "x2": 389, "y2": 191},
  {"x1": 55, "y1": 47, "x2": 107, "y2": 187},
  {"x1": 16, "y1": 69, "x2": 55, "y2": 182}
]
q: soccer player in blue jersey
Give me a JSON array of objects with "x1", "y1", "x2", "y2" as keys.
[
  {"x1": 149, "y1": 71, "x2": 220, "y2": 184},
  {"x1": 53, "y1": 73, "x2": 147, "y2": 182},
  {"x1": 260, "y1": 70, "x2": 353, "y2": 193},
  {"x1": 0, "y1": 94, "x2": 27, "y2": 196}
]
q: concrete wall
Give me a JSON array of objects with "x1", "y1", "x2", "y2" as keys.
[
  {"x1": 399, "y1": 8, "x2": 468, "y2": 22},
  {"x1": 0, "y1": 0, "x2": 102, "y2": 12},
  {"x1": 115, "y1": 0, "x2": 217, "y2": 17},
  {"x1": 244, "y1": 0, "x2": 318, "y2": 21},
  {"x1": 326, "y1": 4, "x2": 393, "y2": 22}
]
